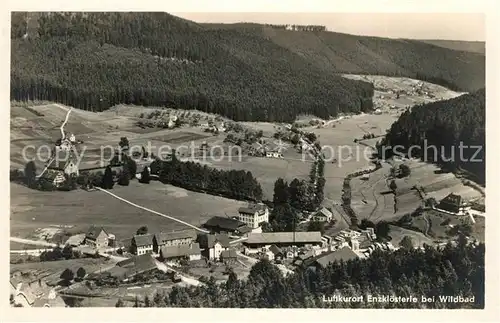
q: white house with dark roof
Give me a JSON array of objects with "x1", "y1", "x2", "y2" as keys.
[
  {"x1": 238, "y1": 203, "x2": 269, "y2": 231},
  {"x1": 198, "y1": 234, "x2": 231, "y2": 261},
  {"x1": 132, "y1": 234, "x2": 154, "y2": 255},
  {"x1": 311, "y1": 207, "x2": 333, "y2": 222},
  {"x1": 84, "y1": 226, "x2": 110, "y2": 249}
]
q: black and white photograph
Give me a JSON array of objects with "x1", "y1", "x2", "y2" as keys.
[{"x1": 6, "y1": 2, "x2": 493, "y2": 317}]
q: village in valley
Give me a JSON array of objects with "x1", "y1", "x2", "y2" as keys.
[{"x1": 9, "y1": 73, "x2": 485, "y2": 308}]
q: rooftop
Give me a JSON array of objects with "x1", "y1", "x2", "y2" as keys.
[
  {"x1": 133, "y1": 233, "x2": 154, "y2": 247},
  {"x1": 238, "y1": 203, "x2": 268, "y2": 215},
  {"x1": 117, "y1": 254, "x2": 158, "y2": 271},
  {"x1": 440, "y1": 193, "x2": 463, "y2": 206},
  {"x1": 314, "y1": 207, "x2": 333, "y2": 218},
  {"x1": 245, "y1": 232, "x2": 322, "y2": 245},
  {"x1": 198, "y1": 233, "x2": 231, "y2": 249},
  {"x1": 160, "y1": 243, "x2": 201, "y2": 259},
  {"x1": 269, "y1": 244, "x2": 282, "y2": 255},
  {"x1": 220, "y1": 249, "x2": 238, "y2": 259},
  {"x1": 314, "y1": 247, "x2": 359, "y2": 268},
  {"x1": 154, "y1": 229, "x2": 197, "y2": 244},
  {"x1": 203, "y1": 216, "x2": 246, "y2": 231},
  {"x1": 85, "y1": 226, "x2": 108, "y2": 240}
]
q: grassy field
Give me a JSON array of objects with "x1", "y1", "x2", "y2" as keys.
[
  {"x1": 388, "y1": 225, "x2": 436, "y2": 248},
  {"x1": 349, "y1": 162, "x2": 397, "y2": 223},
  {"x1": 396, "y1": 209, "x2": 485, "y2": 243},
  {"x1": 392, "y1": 159, "x2": 483, "y2": 218},
  {"x1": 10, "y1": 181, "x2": 247, "y2": 243},
  {"x1": 10, "y1": 258, "x2": 109, "y2": 285}
]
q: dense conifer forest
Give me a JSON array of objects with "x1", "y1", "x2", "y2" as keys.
[
  {"x1": 379, "y1": 89, "x2": 485, "y2": 184},
  {"x1": 11, "y1": 12, "x2": 373, "y2": 122},
  {"x1": 11, "y1": 12, "x2": 484, "y2": 122}
]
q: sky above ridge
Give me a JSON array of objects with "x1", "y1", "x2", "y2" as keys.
[{"x1": 173, "y1": 12, "x2": 485, "y2": 41}]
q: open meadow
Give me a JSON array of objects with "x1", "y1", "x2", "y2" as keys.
[
  {"x1": 10, "y1": 75, "x2": 481, "y2": 237},
  {"x1": 392, "y1": 159, "x2": 483, "y2": 218}
]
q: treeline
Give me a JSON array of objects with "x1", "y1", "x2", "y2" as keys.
[
  {"x1": 379, "y1": 89, "x2": 485, "y2": 184},
  {"x1": 128, "y1": 240, "x2": 484, "y2": 308},
  {"x1": 265, "y1": 24, "x2": 327, "y2": 32},
  {"x1": 150, "y1": 153, "x2": 263, "y2": 202},
  {"x1": 11, "y1": 12, "x2": 374, "y2": 122}
]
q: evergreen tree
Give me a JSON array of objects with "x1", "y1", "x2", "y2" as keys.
[
  {"x1": 24, "y1": 161, "x2": 37, "y2": 188},
  {"x1": 76, "y1": 267, "x2": 86, "y2": 280},
  {"x1": 118, "y1": 167, "x2": 130, "y2": 186},
  {"x1": 60, "y1": 268, "x2": 75, "y2": 283},
  {"x1": 139, "y1": 166, "x2": 151, "y2": 184}
]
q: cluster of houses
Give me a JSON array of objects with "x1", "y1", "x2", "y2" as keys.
[
  {"x1": 204, "y1": 121, "x2": 226, "y2": 133},
  {"x1": 247, "y1": 142, "x2": 285, "y2": 159},
  {"x1": 69, "y1": 200, "x2": 402, "y2": 284},
  {"x1": 129, "y1": 229, "x2": 239, "y2": 266}
]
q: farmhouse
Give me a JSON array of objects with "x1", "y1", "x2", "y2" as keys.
[
  {"x1": 84, "y1": 226, "x2": 110, "y2": 249},
  {"x1": 243, "y1": 232, "x2": 323, "y2": 249},
  {"x1": 159, "y1": 243, "x2": 201, "y2": 261},
  {"x1": 132, "y1": 234, "x2": 154, "y2": 255},
  {"x1": 220, "y1": 249, "x2": 238, "y2": 264},
  {"x1": 47, "y1": 157, "x2": 79, "y2": 176},
  {"x1": 311, "y1": 246, "x2": 359, "y2": 269},
  {"x1": 198, "y1": 233, "x2": 231, "y2": 261},
  {"x1": 203, "y1": 216, "x2": 250, "y2": 235},
  {"x1": 153, "y1": 229, "x2": 197, "y2": 253},
  {"x1": 111, "y1": 254, "x2": 159, "y2": 280},
  {"x1": 238, "y1": 203, "x2": 269, "y2": 232},
  {"x1": 311, "y1": 207, "x2": 333, "y2": 222}
]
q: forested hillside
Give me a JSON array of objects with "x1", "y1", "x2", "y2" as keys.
[
  {"x1": 133, "y1": 241, "x2": 484, "y2": 309},
  {"x1": 256, "y1": 28, "x2": 485, "y2": 92},
  {"x1": 379, "y1": 89, "x2": 485, "y2": 184},
  {"x1": 203, "y1": 23, "x2": 485, "y2": 92},
  {"x1": 11, "y1": 12, "x2": 484, "y2": 122},
  {"x1": 417, "y1": 39, "x2": 485, "y2": 55}
]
